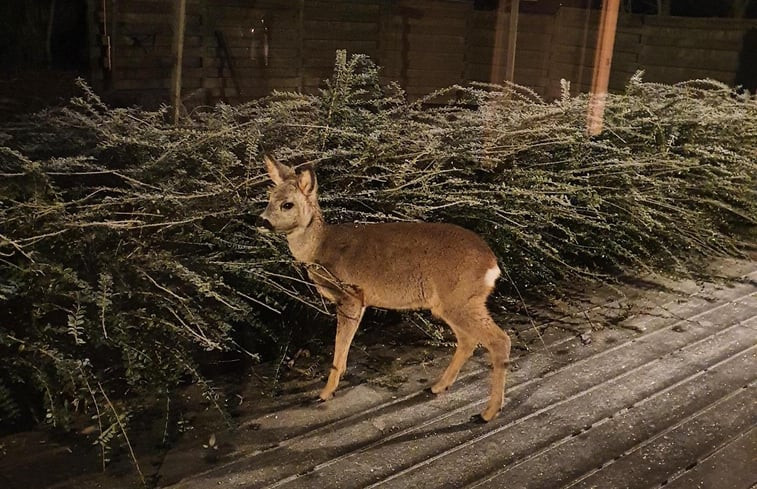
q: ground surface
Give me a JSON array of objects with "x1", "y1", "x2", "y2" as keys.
[
  {"x1": 2, "y1": 259, "x2": 756, "y2": 489},
  {"x1": 159, "y1": 259, "x2": 757, "y2": 489}
]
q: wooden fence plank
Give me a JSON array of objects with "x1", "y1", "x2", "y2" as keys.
[
  {"x1": 642, "y1": 35, "x2": 744, "y2": 51},
  {"x1": 640, "y1": 47, "x2": 740, "y2": 72}
]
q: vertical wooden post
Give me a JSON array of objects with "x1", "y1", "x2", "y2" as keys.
[
  {"x1": 576, "y1": 0, "x2": 593, "y2": 90},
  {"x1": 587, "y1": 0, "x2": 620, "y2": 136},
  {"x1": 171, "y1": 0, "x2": 187, "y2": 124},
  {"x1": 109, "y1": 0, "x2": 118, "y2": 85},
  {"x1": 86, "y1": 0, "x2": 107, "y2": 89},
  {"x1": 200, "y1": 0, "x2": 211, "y2": 105},
  {"x1": 100, "y1": 0, "x2": 112, "y2": 72},
  {"x1": 490, "y1": 0, "x2": 507, "y2": 83},
  {"x1": 297, "y1": 0, "x2": 305, "y2": 92},
  {"x1": 505, "y1": 0, "x2": 519, "y2": 82},
  {"x1": 46, "y1": 0, "x2": 58, "y2": 68}
]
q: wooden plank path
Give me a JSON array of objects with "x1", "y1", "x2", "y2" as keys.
[{"x1": 162, "y1": 262, "x2": 757, "y2": 489}]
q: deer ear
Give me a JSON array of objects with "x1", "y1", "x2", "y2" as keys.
[
  {"x1": 297, "y1": 165, "x2": 317, "y2": 195},
  {"x1": 264, "y1": 155, "x2": 294, "y2": 184}
]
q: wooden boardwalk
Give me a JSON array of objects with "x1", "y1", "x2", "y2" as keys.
[{"x1": 162, "y1": 263, "x2": 757, "y2": 489}]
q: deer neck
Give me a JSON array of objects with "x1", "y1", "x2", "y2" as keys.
[{"x1": 286, "y1": 202, "x2": 326, "y2": 263}]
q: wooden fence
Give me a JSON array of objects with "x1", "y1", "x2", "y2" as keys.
[
  {"x1": 88, "y1": 0, "x2": 757, "y2": 106},
  {"x1": 544, "y1": 8, "x2": 756, "y2": 98}
]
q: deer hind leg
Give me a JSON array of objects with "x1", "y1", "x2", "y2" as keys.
[
  {"x1": 431, "y1": 324, "x2": 477, "y2": 394},
  {"x1": 479, "y1": 314, "x2": 511, "y2": 422},
  {"x1": 435, "y1": 304, "x2": 511, "y2": 421},
  {"x1": 319, "y1": 295, "x2": 365, "y2": 401}
]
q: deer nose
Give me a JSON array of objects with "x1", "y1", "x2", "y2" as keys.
[{"x1": 256, "y1": 215, "x2": 273, "y2": 230}]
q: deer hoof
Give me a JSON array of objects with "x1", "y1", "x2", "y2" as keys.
[
  {"x1": 479, "y1": 407, "x2": 500, "y2": 422},
  {"x1": 469, "y1": 414, "x2": 488, "y2": 424}
]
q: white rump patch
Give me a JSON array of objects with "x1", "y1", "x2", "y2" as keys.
[{"x1": 484, "y1": 266, "x2": 501, "y2": 288}]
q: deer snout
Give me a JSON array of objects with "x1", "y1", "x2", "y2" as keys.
[{"x1": 256, "y1": 214, "x2": 274, "y2": 231}]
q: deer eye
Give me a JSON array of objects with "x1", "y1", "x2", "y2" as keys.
[{"x1": 281, "y1": 202, "x2": 295, "y2": 211}]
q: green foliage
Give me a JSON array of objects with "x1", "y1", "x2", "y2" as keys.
[{"x1": 0, "y1": 51, "x2": 755, "y2": 470}]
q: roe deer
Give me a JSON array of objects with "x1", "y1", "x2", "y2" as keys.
[{"x1": 258, "y1": 156, "x2": 511, "y2": 421}]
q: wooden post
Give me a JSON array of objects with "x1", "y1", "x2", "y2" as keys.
[
  {"x1": 200, "y1": 0, "x2": 211, "y2": 105},
  {"x1": 297, "y1": 0, "x2": 305, "y2": 92},
  {"x1": 587, "y1": 0, "x2": 620, "y2": 136},
  {"x1": 490, "y1": 0, "x2": 507, "y2": 83},
  {"x1": 46, "y1": 0, "x2": 57, "y2": 68},
  {"x1": 505, "y1": 0, "x2": 519, "y2": 82},
  {"x1": 171, "y1": 0, "x2": 187, "y2": 124},
  {"x1": 109, "y1": 0, "x2": 117, "y2": 85},
  {"x1": 576, "y1": 0, "x2": 593, "y2": 90}
]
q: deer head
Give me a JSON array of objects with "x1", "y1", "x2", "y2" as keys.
[{"x1": 258, "y1": 155, "x2": 320, "y2": 235}]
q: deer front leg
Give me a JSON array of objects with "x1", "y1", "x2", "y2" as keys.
[{"x1": 319, "y1": 296, "x2": 365, "y2": 401}]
